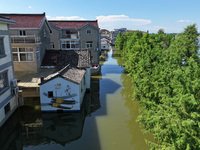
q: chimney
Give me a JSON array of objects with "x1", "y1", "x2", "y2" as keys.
[{"x1": 40, "y1": 76, "x2": 44, "y2": 83}]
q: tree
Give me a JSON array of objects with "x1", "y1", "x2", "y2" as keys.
[{"x1": 120, "y1": 24, "x2": 200, "y2": 149}]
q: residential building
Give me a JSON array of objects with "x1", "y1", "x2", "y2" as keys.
[
  {"x1": 0, "y1": 13, "x2": 52, "y2": 73},
  {"x1": 110, "y1": 28, "x2": 127, "y2": 45},
  {"x1": 101, "y1": 38, "x2": 109, "y2": 50},
  {"x1": 49, "y1": 20, "x2": 100, "y2": 64},
  {"x1": 0, "y1": 16, "x2": 18, "y2": 127},
  {"x1": 100, "y1": 29, "x2": 110, "y2": 39},
  {"x1": 39, "y1": 49, "x2": 91, "y2": 112}
]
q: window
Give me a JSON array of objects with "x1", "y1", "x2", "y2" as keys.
[
  {"x1": 0, "y1": 71, "x2": 8, "y2": 92},
  {"x1": 86, "y1": 30, "x2": 92, "y2": 34},
  {"x1": 61, "y1": 40, "x2": 79, "y2": 50},
  {"x1": 51, "y1": 42, "x2": 55, "y2": 49},
  {"x1": 19, "y1": 30, "x2": 26, "y2": 36},
  {"x1": 4, "y1": 102, "x2": 11, "y2": 115},
  {"x1": 44, "y1": 29, "x2": 46, "y2": 38},
  {"x1": 86, "y1": 41, "x2": 93, "y2": 48},
  {"x1": 36, "y1": 48, "x2": 40, "y2": 61},
  {"x1": 12, "y1": 47, "x2": 34, "y2": 62},
  {"x1": 0, "y1": 37, "x2": 5, "y2": 56},
  {"x1": 48, "y1": 91, "x2": 53, "y2": 98}
]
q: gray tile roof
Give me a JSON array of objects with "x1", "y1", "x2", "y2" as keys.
[
  {"x1": 40, "y1": 65, "x2": 86, "y2": 85},
  {"x1": 40, "y1": 49, "x2": 90, "y2": 85},
  {"x1": 41, "y1": 49, "x2": 91, "y2": 69},
  {"x1": 56, "y1": 49, "x2": 91, "y2": 70}
]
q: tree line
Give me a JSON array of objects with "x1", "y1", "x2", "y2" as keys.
[{"x1": 115, "y1": 25, "x2": 200, "y2": 150}]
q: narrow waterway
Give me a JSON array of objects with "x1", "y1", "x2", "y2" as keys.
[{"x1": 0, "y1": 48, "x2": 153, "y2": 150}]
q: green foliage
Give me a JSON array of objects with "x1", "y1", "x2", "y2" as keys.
[{"x1": 120, "y1": 25, "x2": 200, "y2": 149}]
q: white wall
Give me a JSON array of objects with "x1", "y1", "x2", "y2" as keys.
[
  {"x1": 0, "y1": 96, "x2": 17, "y2": 123},
  {"x1": 40, "y1": 77, "x2": 81, "y2": 111},
  {"x1": 0, "y1": 23, "x2": 8, "y2": 30},
  {"x1": 0, "y1": 32, "x2": 12, "y2": 66},
  {"x1": 79, "y1": 73, "x2": 87, "y2": 106},
  {"x1": 0, "y1": 23, "x2": 18, "y2": 127}
]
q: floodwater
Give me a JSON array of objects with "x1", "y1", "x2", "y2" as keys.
[{"x1": 0, "y1": 48, "x2": 153, "y2": 150}]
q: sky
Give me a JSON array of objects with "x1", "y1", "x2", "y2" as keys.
[{"x1": 0, "y1": 0, "x2": 200, "y2": 33}]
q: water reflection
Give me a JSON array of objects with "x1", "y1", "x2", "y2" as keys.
[
  {"x1": 0, "y1": 83, "x2": 101, "y2": 150},
  {"x1": 0, "y1": 110, "x2": 22, "y2": 150},
  {"x1": 0, "y1": 48, "x2": 154, "y2": 150}
]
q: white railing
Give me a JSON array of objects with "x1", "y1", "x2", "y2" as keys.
[
  {"x1": 61, "y1": 34, "x2": 79, "y2": 39},
  {"x1": 11, "y1": 35, "x2": 41, "y2": 44}
]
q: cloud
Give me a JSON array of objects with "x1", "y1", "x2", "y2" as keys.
[
  {"x1": 177, "y1": 19, "x2": 190, "y2": 23},
  {"x1": 96, "y1": 15, "x2": 152, "y2": 30},
  {"x1": 28, "y1": 6, "x2": 32, "y2": 9},
  {"x1": 47, "y1": 16, "x2": 86, "y2": 20},
  {"x1": 46, "y1": 14, "x2": 152, "y2": 31}
]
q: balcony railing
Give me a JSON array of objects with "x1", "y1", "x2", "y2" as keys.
[
  {"x1": 11, "y1": 35, "x2": 41, "y2": 44},
  {"x1": 61, "y1": 34, "x2": 79, "y2": 39}
]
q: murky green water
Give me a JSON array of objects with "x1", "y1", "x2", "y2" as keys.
[{"x1": 0, "y1": 48, "x2": 153, "y2": 150}]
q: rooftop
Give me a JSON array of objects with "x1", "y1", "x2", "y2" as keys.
[
  {"x1": 40, "y1": 65, "x2": 86, "y2": 85},
  {"x1": 49, "y1": 20, "x2": 99, "y2": 29},
  {"x1": 0, "y1": 13, "x2": 46, "y2": 28},
  {"x1": 41, "y1": 49, "x2": 91, "y2": 69}
]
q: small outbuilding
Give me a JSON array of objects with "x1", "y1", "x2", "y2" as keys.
[{"x1": 39, "y1": 49, "x2": 91, "y2": 112}]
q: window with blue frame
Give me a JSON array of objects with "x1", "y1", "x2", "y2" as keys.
[
  {"x1": 0, "y1": 71, "x2": 8, "y2": 93},
  {"x1": 0, "y1": 37, "x2": 5, "y2": 57}
]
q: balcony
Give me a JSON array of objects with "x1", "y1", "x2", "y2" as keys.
[
  {"x1": 61, "y1": 34, "x2": 79, "y2": 39},
  {"x1": 11, "y1": 35, "x2": 41, "y2": 44}
]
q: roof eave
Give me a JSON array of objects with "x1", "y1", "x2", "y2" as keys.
[{"x1": 0, "y1": 18, "x2": 16, "y2": 25}]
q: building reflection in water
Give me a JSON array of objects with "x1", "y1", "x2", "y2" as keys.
[
  {"x1": 0, "y1": 78, "x2": 100, "y2": 149},
  {"x1": 0, "y1": 110, "x2": 22, "y2": 150}
]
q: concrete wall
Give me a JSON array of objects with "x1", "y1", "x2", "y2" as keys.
[
  {"x1": 86, "y1": 68, "x2": 90, "y2": 90},
  {"x1": 79, "y1": 25, "x2": 100, "y2": 64},
  {"x1": 50, "y1": 26, "x2": 60, "y2": 50},
  {"x1": 38, "y1": 20, "x2": 51, "y2": 63},
  {"x1": 0, "y1": 22, "x2": 18, "y2": 127}
]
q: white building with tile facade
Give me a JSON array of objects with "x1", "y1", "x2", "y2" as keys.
[{"x1": 0, "y1": 17, "x2": 18, "y2": 127}]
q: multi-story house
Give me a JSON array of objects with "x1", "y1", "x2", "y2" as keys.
[
  {"x1": 49, "y1": 20, "x2": 101, "y2": 64},
  {"x1": 0, "y1": 13, "x2": 52, "y2": 73},
  {"x1": 100, "y1": 29, "x2": 110, "y2": 39},
  {"x1": 110, "y1": 28, "x2": 127, "y2": 46},
  {"x1": 0, "y1": 16, "x2": 18, "y2": 127}
]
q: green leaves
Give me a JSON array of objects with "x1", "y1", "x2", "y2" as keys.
[{"x1": 119, "y1": 25, "x2": 200, "y2": 149}]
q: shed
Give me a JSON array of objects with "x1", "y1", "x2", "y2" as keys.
[{"x1": 39, "y1": 65, "x2": 87, "y2": 112}]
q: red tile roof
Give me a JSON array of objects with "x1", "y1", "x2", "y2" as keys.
[
  {"x1": 0, "y1": 13, "x2": 46, "y2": 28},
  {"x1": 49, "y1": 20, "x2": 99, "y2": 29}
]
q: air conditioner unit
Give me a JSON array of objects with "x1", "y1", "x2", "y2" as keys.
[
  {"x1": 12, "y1": 87, "x2": 19, "y2": 95},
  {"x1": 11, "y1": 79, "x2": 17, "y2": 88}
]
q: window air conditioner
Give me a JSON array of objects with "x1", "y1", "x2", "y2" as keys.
[
  {"x1": 11, "y1": 79, "x2": 17, "y2": 87},
  {"x1": 12, "y1": 86, "x2": 19, "y2": 95}
]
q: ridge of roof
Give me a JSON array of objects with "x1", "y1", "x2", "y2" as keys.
[
  {"x1": 0, "y1": 12, "x2": 45, "y2": 16},
  {"x1": 48, "y1": 20, "x2": 97, "y2": 22},
  {"x1": 48, "y1": 20, "x2": 99, "y2": 29}
]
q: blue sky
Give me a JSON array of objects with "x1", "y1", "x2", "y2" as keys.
[{"x1": 0, "y1": 0, "x2": 200, "y2": 33}]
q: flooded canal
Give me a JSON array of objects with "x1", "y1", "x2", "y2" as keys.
[{"x1": 0, "y1": 48, "x2": 153, "y2": 150}]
